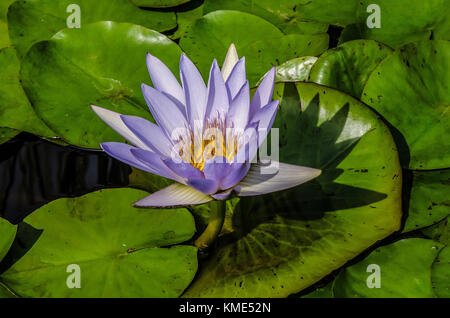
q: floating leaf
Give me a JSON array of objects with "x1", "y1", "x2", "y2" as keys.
[
  {"x1": 423, "y1": 217, "x2": 449, "y2": 245},
  {"x1": 301, "y1": 280, "x2": 334, "y2": 298},
  {"x1": 0, "y1": 217, "x2": 16, "y2": 298},
  {"x1": 203, "y1": 0, "x2": 328, "y2": 35},
  {"x1": 242, "y1": 34, "x2": 328, "y2": 87},
  {"x1": 362, "y1": 40, "x2": 450, "y2": 170},
  {"x1": 184, "y1": 82, "x2": 402, "y2": 297},
  {"x1": 180, "y1": 10, "x2": 328, "y2": 86},
  {"x1": 294, "y1": 0, "x2": 358, "y2": 26},
  {"x1": 337, "y1": 23, "x2": 360, "y2": 45},
  {"x1": 8, "y1": 0, "x2": 177, "y2": 59},
  {"x1": 130, "y1": 0, "x2": 190, "y2": 8},
  {"x1": 333, "y1": 238, "x2": 443, "y2": 297},
  {"x1": 169, "y1": 0, "x2": 204, "y2": 40},
  {"x1": 0, "y1": 0, "x2": 15, "y2": 48},
  {"x1": 309, "y1": 40, "x2": 393, "y2": 98},
  {"x1": 0, "y1": 47, "x2": 54, "y2": 137},
  {"x1": 349, "y1": 0, "x2": 450, "y2": 49},
  {"x1": 0, "y1": 188, "x2": 197, "y2": 298},
  {"x1": 0, "y1": 128, "x2": 18, "y2": 145},
  {"x1": 0, "y1": 282, "x2": 16, "y2": 298},
  {"x1": 180, "y1": 10, "x2": 282, "y2": 78},
  {"x1": 273, "y1": 57, "x2": 318, "y2": 83},
  {"x1": 431, "y1": 246, "x2": 450, "y2": 298},
  {"x1": 20, "y1": 21, "x2": 182, "y2": 149},
  {"x1": 0, "y1": 218, "x2": 16, "y2": 261},
  {"x1": 404, "y1": 170, "x2": 450, "y2": 232}
]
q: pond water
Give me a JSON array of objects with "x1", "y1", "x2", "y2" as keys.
[{"x1": 0, "y1": 133, "x2": 130, "y2": 224}]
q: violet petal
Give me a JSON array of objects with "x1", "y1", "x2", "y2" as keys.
[
  {"x1": 225, "y1": 57, "x2": 246, "y2": 100},
  {"x1": 187, "y1": 178, "x2": 219, "y2": 195},
  {"x1": 130, "y1": 148, "x2": 183, "y2": 182},
  {"x1": 120, "y1": 115, "x2": 173, "y2": 157},
  {"x1": 141, "y1": 83, "x2": 188, "y2": 139},
  {"x1": 146, "y1": 53, "x2": 186, "y2": 106},
  {"x1": 249, "y1": 67, "x2": 276, "y2": 119},
  {"x1": 91, "y1": 105, "x2": 149, "y2": 150},
  {"x1": 206, "y1": 60, "x2": 230, "y2": 120},
  {"x1": 180, "y1": 54, "x2": 207, "y2": 126},
  {"x1": 226, "y1": 80, "x2": 250, "y2": 129},
  {"x1": 163, "y1": 158, "x2": 204, "y2": 180}
]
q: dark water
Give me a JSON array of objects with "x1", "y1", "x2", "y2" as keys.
[{"x1": 0, "y1": 133, "x2": 131, "y2": 224}]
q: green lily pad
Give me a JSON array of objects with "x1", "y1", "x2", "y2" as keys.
[
  {"x1": 0, "y1": 218, "x2": 16, "y2": 261},
  {"x1": 169, "y1": 1, "x2": 204, "y2": 40},
  {"x1": 337, "y1": 23, "x2": 360, "y2": 45},
  {"x1": 242, "y1": 34, "x2": 328, "y2": 87},
  {"x1": 130, "y1": 0, "x2": 190, "y2": 8},
  {"x1": 203, "y1": 0, "x2": 328, "y2": 35},
  {"x1": 350, "y1": 0, "x2": 450, "y2": 49},
  {"x1": 0, "y1": 21, "x2": 7, "y2": 49},
  {"x1": 334, "y1": 238, "x2": 443, "y2": 297},
  {"x1": 431, "y1": 246, "x2": 450, "y2": 298},
  {"x1": 0, "y1": 0, "x2": 15, "y2": 48},
  {"x1": 0, "y1": 47, "x2": 54, "y2": 137},
  {"x1": 180, "y1": 10, "x2": 328, "y2": 86},
  {"x1": 255, "y1": 56, "x2": 317, "y2": 88},
  {"x1": 301, "y1": 280, "x2": 334, "y2": 298},
  {"x1": 0, "y1": 188, "x2": 197, "y2": 298},
  {"x1": 183, "y1": 82, "x2": 402, "y2": 297},
  {"x1": 404, "y1": 170, "x2": 450, "y2": 233},
  {"x1": 294, "y1": 0, "x2": 358, "y2": 26},
  {"x1": 0, "y1": 282, "x2": 16, "y2": 298},
  {"x1": 0, "y1": 0, "x2": 16, "y2": 14},
  {"x1": 20, "y1": 21, "x2": 183, "y2": 149},
  {"x1": 0, "y1": 217, "x2": 16, "y2": 298},
  {"x1": 309, "y1": 40, "x2": 393, "y2": 98},
  {"x1": 0, "y1": 128, "x2": 18, "y2": 145},
  {"x1": 8, "y1": 0, "x2": 177, "y2": 59},
  {"x1": 423, "y1": 217, "x2": 449, "y2": 245},
  {"x1": 362, "y1": 40, "x2": 450, "y2": 170},
  {"x1": 179, "y1": 10, "x2": 282, "y2": 79},
  {"x1": 258, "y1": 56, "x2": 317, "y2": 85}
]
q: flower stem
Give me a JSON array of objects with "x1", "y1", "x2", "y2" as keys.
[{"x1": 194, "y1": 200, "x2": 226, "y2": 251}]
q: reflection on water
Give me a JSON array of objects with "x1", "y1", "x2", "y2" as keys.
[{"x1": 0, "y1": 133, "x2": 131, "y2": 224}]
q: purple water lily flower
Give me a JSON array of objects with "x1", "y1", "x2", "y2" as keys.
[{"x1": 91, "y1": 44, "x2": 321, "y2": 208}]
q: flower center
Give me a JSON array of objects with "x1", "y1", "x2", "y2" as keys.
[{"x1": 174, "y1": 117, "x2": 242, "y2": 171}]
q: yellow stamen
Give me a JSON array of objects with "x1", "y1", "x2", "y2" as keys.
[{"x1": 176, "y1": 118, "x2": 240, "y2": 171}]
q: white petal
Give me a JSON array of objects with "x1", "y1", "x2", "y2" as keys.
[
  {"x1": 134, "y1": 183, "x2": 213, "y2": 208},
  {"x1": 237, "y1": 161, "x2": 321, "y2": 196},
  {"x1": 221, "y1": 43, "x2": 239, "y2": 81},
  {"x1": 91, "y1": 105, "x2": 150, "y2": 150}
]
